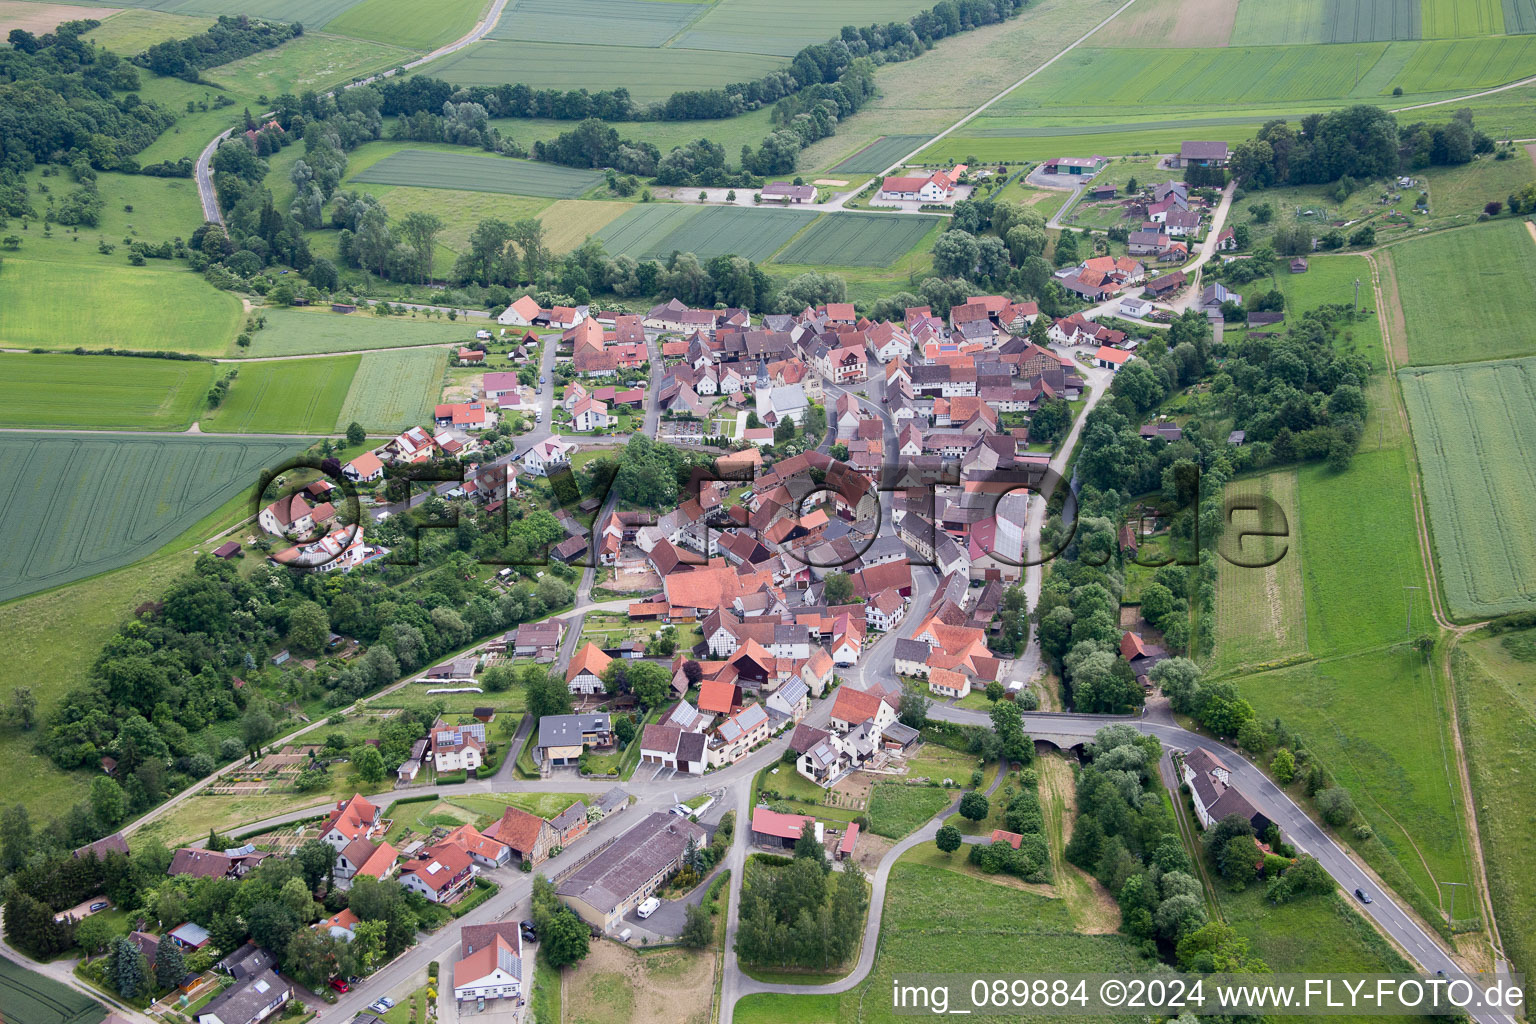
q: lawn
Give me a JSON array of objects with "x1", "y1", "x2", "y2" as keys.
[
  {"x1": 597, "y1": 203, "x2": 816, "y2": 262},
  {"x1": 865, "y1": 784, "x2": 953, "y2": 839},
  {"x1": 202, "y1": 355, "x2": 359, "y2": 434},
  {"x1": 0, "y1": 353, "x2": 213, "y2": 430},
  {"x1": 1399, "y1": 357, "x2": 1536, "y2": 619},
  {"x1": 1453, "y1": 630, "x2": 1536, "y2": 987},
  {"x1": 0, "y1": 258, "x2": 241, "y2": 355},
  {"x1": 771, "y1": 212, "x2": 940, "y2": 269},
  {"x1": 830, "y1": 135, "x2": 932, "y2": 174},
  {"x1": 1230, "y1": 646, "x2": 1472, "y2": 930},
  {"x1": 203, "y1": 30, "x2": 413, "y2": 97},
  {"x1": 736, "y1": 862, "x2": 1146, "y2": 1024},
  {"x1": 419, "y1": 40, "x2": 789, "y2": 101},
  {"x1": 1212, "y1": 469, "x2": 1308, "y2": 671},
  {"x1": 0, "y1": 955, "x2": 104, "y2": 1024},
  {"x1": 0, "y1": 432, "x2": 300, "y2": 603},
  {"x1": 334, "y1": 347, "x2": 448, "y2": 432},
  {"x1": 324, "y1": 0, "x2": 487, "y2": 49},
  {"x1": 1389, "y1": 218, "x2": 1536, "y2": 367},
  {"x1": 351, "y1": 149, "x2": 606, "y2": 199},
  {"x1": 83, "y1": 9, "x2": 215, "y2": 53},
  {"x1": 240, "y1": 307, "x2": 473, "y2": 357}
]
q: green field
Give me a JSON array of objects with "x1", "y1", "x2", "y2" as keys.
[
  {"x1": 0, "y1": 353, "x2": 214, "y2": 430},
  {"x1": 539, "y1": 199, "x2": 635, "y2": 253},
  {"x1": 0, "y1": 259, "x2": 242, "y2": 356},
  {"x1": 1507, "y1": 0, "x2": 1536, "y2": 33},
  {"x1": 69, "y1": 0, "x2": 370, "y2": 28},
  {"x1": 0, "y1": 955, "x2": 104, "y2": 1024},
  {"x1": 772, "y1": 213, "x2": 938, "y2": 268},
  {"x1": 1231, "y1": 0, "x2": 1329, "y2": 44},
  {"x1": 597, "y1": 203, "x2": 815, "y2": 261},
  {"x1": 202, "y1": 356, "x2": 359, "y2": 434},
  {"x1": 1422, "y1": 0, "x2": 1506, "y2": 36},
  {"x1": 736, "y1": 862, "x2": 1145, "y2": 1024},
  {"x1": 673, "y1": 0, "x2": 933, "y2": 57},
  {"x1": 1454, "y1": 630, "x2": 1536, "y2": 988},
  {"x1": 83, "y1": 9, "x2": 216, "y2": 53},
  {"x1": 1399, "y1": 357, "x2": 1536, "y2": 619},
  {"x1": 351, "y1": 149, "x2": 605, "y2": 199},
  {"x1": 325, "y1": 0, "x2": 487, "y2": 49},
  {"x1": 1323, "y1": 0, "x2": 1422, "y2": 42},
  {"x1": 335, "y1": 348, "x2": 448, "y2": 432},
  {"x1": 485, "y1": 0, "x2": 705, "y2": 46},
  {"x1": 1231, "y1": 646, "x2": 1471, "y2": 924},
  {"x1": 1213, "y1": 470, "x2": 1308, "y2": 671},
  {"x1": 243, "y1": 308, "x2": 475, "y2": 357},
  {"x1": 421, "y1": 40, "x2": 789, "y2": 100},
  {"x1": 830, "y1": 135, "x2": 932, "y2": 174},
  {"x1": 1389, "y1": 218, "x2": 1536, "y2": 367},
  {"x1": 204, "y1": 30, "x2": 415, "y2": 97},
  {"x1": 0, "y1": 432, "x2": 300, "y2": 603}
]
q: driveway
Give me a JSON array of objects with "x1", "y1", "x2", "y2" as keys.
[{"x1": 619, "y1": 864, "x2": 725, "y2": 941}]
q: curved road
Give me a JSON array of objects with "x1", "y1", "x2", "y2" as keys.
[{"x1": 195, "y1": 0, "x2": 513, "y2": 223}]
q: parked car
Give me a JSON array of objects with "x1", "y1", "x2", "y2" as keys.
[
  {"x1": 520, "y1": 919, "x2": 538, "y2": 942},
  {"x1": 329, "y1": 978, "x2": 350, "y2": 993},
  {"x1": 636, "y1": 897, "x2": 661, "y2": 919},
  {"x1": 88, "y1": 901, "x2": 109, "y2": 912},
  {"x1": 1354, "y1": 888, "x2": 1372, "y2": 904}
]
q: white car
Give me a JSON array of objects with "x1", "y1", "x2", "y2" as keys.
[{"x1": 636, "y1": 897, "x2": 661, "y2": 919}]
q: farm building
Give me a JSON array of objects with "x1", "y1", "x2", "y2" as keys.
[
  {"x1": 556, "y1": 812, "x2": 707, "y2": 932},
  {"x1": 761, "y1": 182, "x2": 816, "y2": 203},
  {"x1": 1170, "y1": 141, "x2": 1229, "y2": 169},
  {"x1": 1041, "y1": 156, "x2": 1106, "y2": 176}
]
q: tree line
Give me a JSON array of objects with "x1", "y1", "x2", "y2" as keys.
[{"x1": 135, "y1": 15, "x2": 302, "y2": 81}]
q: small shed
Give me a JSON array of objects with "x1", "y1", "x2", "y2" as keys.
[
  {"x1": 212, "y1": 541, "x2": 241, "y2": 559},
  {"x1": 331, "y1": 303, "x2": 357, "y2": 313}
]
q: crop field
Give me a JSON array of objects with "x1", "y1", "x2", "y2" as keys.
[
  {"x1": 0, "y1": 432, "x2": 300, "y2": 603},
  {"x1": 1399, "y1": 358, "x2": 1536, "y2": 619},
  {"x1": 82, "y1": 9, "x2": 215, "y2": 53},
  {"x1": 1213, "y1": 470, "x2": 1308, "y2": 671},
  {"x1": 1422, "y1": 0, "x2": 1505, "y2": 37},
  {"x1": 1507, "y1": 0, "x2": 1536, "y2": 33},
  {"x1": 0, "y1": 1, "x2": 114, "y2": 35},
  {"x1": 1454, "y1": 633, "x2": 1536, "y2": 988},
  {"x1": 0, "y1": 258, "x2": 241, "y2": 356},
  {"x1": 422, "y1": 40, "x2": 788, "y2": 100},
  {"x1": 1322, "y1": 0, "x2": 1421, "y2": 42},
  {"x1": 486, "y1": 0, "x2": 705, "y2": 46},
  {"x1": 325, "y1": 0, "x2": 487, "y2": 49},
  {"x1": 1093, "y1": 0, "x2": 1240, "y2": 48},
  {"x1": 1231, "y1": 0, "x2": 1328, "y2": 44},
  {"x1": 673, "y1": 0, "x2": 933, "y2": 58},
  {"x1": 1233, "y1": 646, "x2": 1470, "y2": 924},
  {"x1": 597, "y1": 204, "x2": 815, "y2": 261},
  {"x1": 202, "y1": 356, "x2": 359, "y2": 434},
  {"x1": 772, "y1": 213, "x2": 937, "y2": 268},
  {"x1": 737, "y1": 863, "x2": 1145, "y2": 1024},
  {"x1": 539, "y1": 200, "x2": 633, "y2": 253},
  {"x1": 1391, "y1": 35, "x2": 1536, "y2": 92},
  {"x1": 1390, "y1": 219, "x2": 1536, "y2": 367},
  {"x1": 0, "y1": 353, "x2": 213, "y2": 430},
  {"x1": 245, "y1": 308, "x2": 473, "y2": 357},
  {"x1": 830, "y1": 135, "x2": 932, "y2": 174},
  {"x1": 205, "y1": 30, "x2": 413, "y2": 97},
  {"x1": 335, "y1": 348, "x2": 447, "y2": 432},
  {"x1": 351, "y1": 149, "x2": 604, "y2": 198},
  {"x1": 0, "y1": 955, "x2": 104, "y2": 1024}
]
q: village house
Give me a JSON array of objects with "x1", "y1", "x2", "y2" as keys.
[
  {"x1": 497, "y1": 295, "x2": 543, "y2": 326},
  {"x1": 1170, "y1": 140, "x2": 1230, "y2": 169},
  {"x1": 398, "y1": 841, "x2": 476, "y2": 903},
  {"x1": 483, "y1": 805, "x2": 557, "y2": 866},
  {"x1": 452, "y1": 923, "x2": 523, "y2": 1006},
  {"x1": 319, "y1": 794, "x2": 382, "y2": 852},
  {"x1": 535, "y1": 713, "x2": 614, "y2": 768},
  {"x1": 566, "y1": 642, "x2": 612, "y2": 695},
  {"x1": 521, "y1": 436, "x2": 575, "y2": 476},
  {"x1": 429, "y1": 721, "x2": 487, "y2": 773},
  {"x1": 879, "y1": 167, "x2": 961, "y2": 202}
]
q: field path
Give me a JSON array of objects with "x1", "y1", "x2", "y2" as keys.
[
  {"x1": 1390, "y1": 72, "x2": 1536, "y2": 115},
  {"x1": 1362, "y1": 248, "x2": 1508, "y2": 975},
  {"x1": 195, "y1": 0, "x2": 514, "y2": 223},
  {"x1": 1525, "y1": 219, "x2": 1536, "y2": 247}
]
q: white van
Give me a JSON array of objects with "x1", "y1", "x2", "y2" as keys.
[{"x1": 636, "y1": 897, "x2": 661, "y2": 919}]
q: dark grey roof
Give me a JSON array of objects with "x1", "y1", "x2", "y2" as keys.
[
  {"x1": 677, "y1": 731, "x2": 707, "y2": 764},
  {"x1": 538, "y1": 713, "x2": 611, "y2": 750},
  {"x1": 555, "y1": 812, "x2": 707, "y2": 916},
  {"x1": 597, "y1": 787, "x2": 629, "y2": 814},
  {"x1": 197, "y1": 969, "x2": 290, "y2": 1024}
]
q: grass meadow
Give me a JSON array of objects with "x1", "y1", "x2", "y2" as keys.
[
  {"x1": 0, "y1": 258, "x2": 241, "y2": 355},
  {"x1": 865, "y1": 784, "x2": 953, "y2": 839},
  {"x1": 0, "y1": 432, "x2": 300, "y2": 603},
  {"x1": 324, "y1": 0, "x2": 488, "y2": 49},
  {"x1": 1212, "y1": 470, "x2": 1308, "y2": 671},
  {"x1": 1389, "y1": 218, "x2": 1536, "y2": 367},
  {"x1": 772, "y1": 213, "x2": 940, "y2": 268},
  {"x1": 597, "y1": 203, "x2": 815, "y2": 261},
  {"x1": 0, "y1": 353, "x2": 213, "y2": 430},
  {"x1": 1453, "y1": 631, "x2": 1536, "y2": 989},
  {"x1": 203, "y1": 30, "x2": 413, "y2": 97},
  {"x1": 83, "y1": 9, "x2": 215, "y2": 53},
  {"x1": 351, "y1": 148, "x2": 605, "y2": 198},
  {"x1": 202, "y1": 355, "x2": 359, "y2": 434},
  {"x1": 1399, "y1": 357, "x2": 1536, "y2": 619},
  {"x1": 335, "y1": 348, "x2": 448, "y2": 432},
  {"x1": 243, "y1": 307, "x2": 474, "y2": 357},
  {"x1": 736, "y1": 862, "x2": 1146, "y2": 1024}
]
